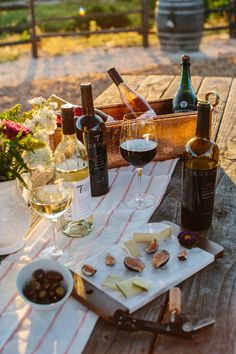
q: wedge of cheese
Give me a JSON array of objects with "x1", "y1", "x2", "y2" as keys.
[
  {"x1": 133, "y1": 224, "x2": 172, "y2": 243},
  {"x1": 133, "y1": 277, "x2": 152, "y2": 291},
  {"x1": 116, "y1": 276, "x2": 152, "y2": 298},
  {"x1": 116, "y1": 277, "x2": 143, "y2": 298},
  {"x1": 123, "y1": 239, "x2": 141, "y2": 257},
  {"x1": 101, "y1": 274, "x2": 125, "y2": 291}
]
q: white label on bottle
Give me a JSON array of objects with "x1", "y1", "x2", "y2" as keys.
[
  {"x1": 64, "y1": 176, "x2": 92, "y2": 221},
  {"x1": 136, "y1": 109, "x2": 156, "y2": 119}
]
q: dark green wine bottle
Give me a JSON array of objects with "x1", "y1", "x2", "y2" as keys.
[
  {"x1": 172, "y1": 55, "x2": 197, "y2": 113},
  {"x1": 75, "y1": 82, "x2": 109, "y2": 197},
  {"x1": 181, "y1": 101, "x2": 219, "y2": 230}
]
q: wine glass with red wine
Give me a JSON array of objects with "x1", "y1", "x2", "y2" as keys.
[{"x1": 120, "y1": 112, "x2": 158, "y2": 209}]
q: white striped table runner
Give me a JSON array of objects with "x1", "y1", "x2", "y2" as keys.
[{"x1": 0, "y1": 159, "x2": 178, "y2": 354}]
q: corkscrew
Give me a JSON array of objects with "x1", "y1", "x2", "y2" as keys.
[{"x1": 113, "y1": 287, "x2": 215, "y2": 339}]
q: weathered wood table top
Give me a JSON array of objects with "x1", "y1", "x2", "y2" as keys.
[{"x1": 82, "y1": 75, "x2": 236, "y2": 354}]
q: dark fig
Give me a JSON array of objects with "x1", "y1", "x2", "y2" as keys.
[
  {"x1": 145, "y1": 239, "x2": 158, "y2": 254},
  {"x1": 105, "y1": 253, "x2": 116, "y2": 266},
  {"x1": 177, "y1": 250, "x2": 188, "y2": 261},
  {"x1": 82, "y1": 264, "x2": 97, "y2": 276},
  {"x1": 152, "y1": 250, "x2": 170, "y2": 268},
  {"x1": 124, "y1": 256, "x2": 145, "y2": 272}
]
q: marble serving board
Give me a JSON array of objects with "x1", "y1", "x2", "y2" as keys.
[{"x1": 73, "y1": 224, "x2": 215, "y2": 314}]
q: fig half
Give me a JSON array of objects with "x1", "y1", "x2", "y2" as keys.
[
  {"x1": 124, "y1": 256, "x2": 145, "y2": 272},
  {"x1": 152, "y1": 250, "x2": 170, "y2": 268}
]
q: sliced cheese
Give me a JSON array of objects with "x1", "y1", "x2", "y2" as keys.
[
  {"x1": 133, "y1": 224, "x2": 172, "y2": 243},
  {"x1": 133, "y1": 277, "x2": 152, "y2": 291},
  {"x1": 101, "y1": 274, "x2": 125, "y2": 291},
  {"x1": 116, "y1": 277, "x2": 143, "y2": 298},
  {"x1": 123, "y1": 239, "x2": 141, "y2": 257}
]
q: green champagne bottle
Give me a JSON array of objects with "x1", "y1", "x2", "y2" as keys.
[{"x1": 172, "y1": 55, "x2": 197, "y2": 113}]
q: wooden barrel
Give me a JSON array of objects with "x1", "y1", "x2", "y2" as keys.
[{"x1": 156, "y1": 0, "x2": 204, "y2": 52}]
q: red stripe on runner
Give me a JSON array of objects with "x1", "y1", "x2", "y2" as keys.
[
  {"x1": 30, "y1": 302, "x2": 66, "y2": 354},
  {"x1": 0, "y1": 306, "x2": 32, "y2": 352},
  {"x1": 114, "y1": 175, "x2": 154, "y2": 244},
  {"x1": 167, "y1": 159, "x2": 175, "y2": 176},
  {"x1": 63, "y1": 309, "x2": 89, "y2": 354},
  {"x1": 148, "y1": 161, "x2": 157, "y2": 176},
  {"x1": 114, "y1": 209, "x2": 136, "y2": 244},
  {"x1": 0, "y1": 262, "x2": 14, "y2": 283},
  {"x1": 92, "y1": 170, "x2": 120, "y2": 212},
  {"x1": 65, "y1": 171, "x2": 137, "y2": 265},
  {"x1": 92, "y1": 172, "x2": 136, "y2": 241}
]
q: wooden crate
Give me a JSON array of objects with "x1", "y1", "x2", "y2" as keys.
[{"x1": 52, "y1": 98, "x2": 214, "y2": 168}]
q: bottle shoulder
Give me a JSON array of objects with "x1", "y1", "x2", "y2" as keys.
[
  {"x1": 54, "y1": 135, "x2": 88, "y2": 163},
  {"x1": 76, "y1": 114, "x2": 104, "y2": 131},
  {"x1": 184, "y1": 136, "x2": 219, "y2": 159}
]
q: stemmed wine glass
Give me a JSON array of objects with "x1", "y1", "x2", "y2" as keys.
[
  {"x1": 120, "y1": 112, "x2": 158, "y2": 209},
  {"x1": 29, "y1": 182, "x2": 77, "y2": 266}
]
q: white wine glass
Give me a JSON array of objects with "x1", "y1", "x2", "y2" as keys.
[
  {"x1": 120, "y1": 112, "x2": 158, "y2": 209},
  {"x1": 29, "y1": 183, "x2": 77, "y2": 266}
]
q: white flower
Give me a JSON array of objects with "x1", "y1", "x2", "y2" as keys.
[
  {"x1": 48, "y1": 102, "x2": 58, "y2": 110},
  {"x1": 23, "y1": 146, "x2": 55, "y2": 171},
  {"x1": 28, "y1": 97, "x2": 47, "y2": 106},
  {"x1": 37, "y1": 106, "x2": 57, "y2": 134},
  {"x1": 33, "y1": 130, "x2": 49, "y2": 144}
]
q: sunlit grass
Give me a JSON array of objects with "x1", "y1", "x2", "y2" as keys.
[{"x1": 0, "y1": 32, "x2": 158, "y2": 62}]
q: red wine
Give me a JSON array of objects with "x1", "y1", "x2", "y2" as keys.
[
  {"x1": 181, "y1": 101, "x2": 219, "y2": 230},
  {"x1": 76, "y1": 83, "x2": 109, "y2": 197},
  {"x1": 120, "y1": 139, "x2": 157, "y2": 167}
]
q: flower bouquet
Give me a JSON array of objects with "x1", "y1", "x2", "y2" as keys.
[
  {"x1": 0, "y1": 97, "x2": 58, "y2": 254},
  {"x1": 0, "y1": 97, "x2": 57, "y2": 185}
]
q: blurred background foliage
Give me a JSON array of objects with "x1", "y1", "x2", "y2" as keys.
[{"x1": 0, "y1": 0, "x2": 230, "y2": 35}]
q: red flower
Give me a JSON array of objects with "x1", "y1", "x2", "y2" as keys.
[{"x1": 1, "y1": 120, "x2": 29, "y2": 140}]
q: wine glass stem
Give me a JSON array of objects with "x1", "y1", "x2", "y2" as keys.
[
  {"x1": 137, "y1": 168, "x2": 142, "y2": 197},
  {"x1": 51, "y1": 219, "x2": 61, "y2": 257}
]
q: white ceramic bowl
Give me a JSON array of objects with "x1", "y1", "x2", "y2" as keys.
[{"x1": 16, "y1": 259, "x2": 74, "y2": 311}]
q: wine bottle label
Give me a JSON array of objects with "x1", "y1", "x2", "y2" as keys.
[
  {"x1": 64, "y1": 176, "x2": 92, "y2": 221},
  {"x1": 181, "y1": 166, "x2": 217, "y2": 229},
  {"x1": 85, "y1": 131, "x2": 109, "y2": 196},
  {"x1": 174, "y1": 101, "x2": 197, "y2": 113}
]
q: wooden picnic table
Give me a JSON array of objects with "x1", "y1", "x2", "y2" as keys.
[{"x1": 81, "y1": 75, "x2": 236, "y2": 354}]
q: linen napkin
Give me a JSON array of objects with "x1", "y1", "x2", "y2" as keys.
[{"x1": 0, "y1": 159, "x2": 178, "y2": 354}]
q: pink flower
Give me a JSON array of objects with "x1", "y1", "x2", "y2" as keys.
[{"x1": 1, "y1": 120, "x2": 30, "y2": 140}]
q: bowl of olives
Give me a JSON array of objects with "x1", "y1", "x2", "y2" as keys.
[{"x1": 16, "y1": 259, "x2": 74, "y2": 311}]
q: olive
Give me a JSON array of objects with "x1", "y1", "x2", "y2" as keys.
[
  {"x1": 49, "y1": 281, "x2": 60, "y2": 290},
  {"x1": 28, "y1": 280, "x2": 41, "y2": 291},
  {"x1": 22, "y1": 269, "x2": 65, "y2": 305},
  {"x1": 48, "y1": 290, "x2": 55, "y2": 300},
  {"x1": 38, "y1": 290, "x2": 47, "y2": 299},
  {"x1": 33, "y1": 269, "x2": 46, "y2": 281},
  {"x1": 41, "y1": 281, "x2": 50, "y2": 290},
  {"x1": 55, "y1": 287, "x2": 66, "y2": 298},
  {"x1": 23, "y1": 286, "x2": 36, "y2": 299},
  {"x1": 46, "y1": 271, "x2": 63, "y2": 282}
]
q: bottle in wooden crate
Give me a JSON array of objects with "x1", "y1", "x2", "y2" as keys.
[
  {"x1": 172, "y1": 55, "x2": 197, "y2": 113},
  {"x1": 108, "y1": 67, "x2": 156, "y2": 118}
]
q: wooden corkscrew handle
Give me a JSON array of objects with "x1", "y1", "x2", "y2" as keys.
[{"x1": 169, "y1": 287, "x2": 182, "y2": 322}]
